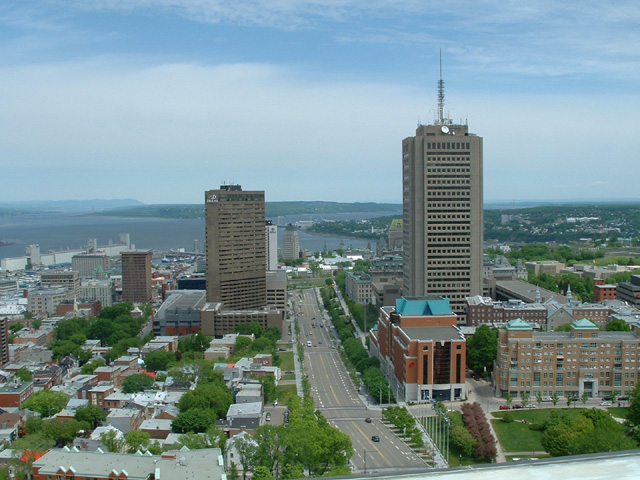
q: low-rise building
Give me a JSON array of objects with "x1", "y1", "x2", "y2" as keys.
[
  {"x1": 493, "y1": 317, "x2": 640, "y2": 400},
  {"x1": 617, "y1": 275, "x2": 640, "y2": 308},
  {"x1": 466, "y1": 295, "x2": 547, "y2": 328},
  {"x1": 0, "y1": 381, "x2": 34, "y2": 408},
  {"x1": 345, "y1": 270, "x2": 372, "y2": 304},
  {"x1": 27, "y1": 287, "x2": 69, "y2": 316},
  {"x1": 370, "y1": 296, "x2": 466, "y2": 402},
  {"x1": 154, "y1": 290, "x2": 206, "y2": 336}
]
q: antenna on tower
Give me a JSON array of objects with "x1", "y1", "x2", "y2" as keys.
[{"x1": 437, "y1": 49, "x2": 445, "y2": 125}]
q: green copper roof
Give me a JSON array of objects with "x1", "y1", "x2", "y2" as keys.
[
  {"x1": 395, "y1": 297, "x2": 452, "y2": 316},
  {"x1": 571, "y1": 318, "x2": 598, "y2": 330},
  {"x1": 505, "y1": 318, "x2": 533, "y2": 330}
]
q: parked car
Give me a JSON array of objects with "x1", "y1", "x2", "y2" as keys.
[
  {"x1": 265, "y1": 412, "x2": 271, "y2": 421},
  {"x1": 524, "y1": 404, "x2": 537, "y2": 409},
  {"x1": 602, "y1": 395, "x2": 612, "y2": 401},
  {"x1": 512, "y1": 404, "x2": 524, "y2": 409},
  {"x1": 600, "y1": 401, "x2": 613, "y2": 406},
  {"x1": 371, "y1": 435, "x2": 380, "y2": 442},
  {"x1": 542, "y1": 396, "x2": 553, "y2": 402},
  {"x1": 499, "y1": 405, "x2": 511, "y2": 410},
  {"x1": 365, "y1": 417, "x2": 372, "y2": 423}
]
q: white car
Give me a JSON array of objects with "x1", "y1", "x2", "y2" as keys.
[
  {"x1": 600, "y1": 401, "x2": 613, "y2": 406},
  {"x1": 524, "y1": 404, "x2": 537, "y2": 408}
]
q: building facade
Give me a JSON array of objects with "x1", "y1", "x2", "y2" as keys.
[
  {"x1": 121, "y1": 250, "x2": 153, "y2": 303},
  {"x1": 265, "y1": 220, "x2": 278, "y2": 271},
  {"x1": 205, "y1": 185, "x2": 266, "y2": 310},
  {"x1": 617, "y1": 275, "x2": 640, "y2": 308},
  {"x1": 72, "y1": 252, "x2": 110, "y2": 278},
  {"x1": 281, "y1": 224, "x2": 300, "y2": 260},
  {"x1": 79, "y1": 279, "x2": 114, "y2": 307},
  {"x1": 370, "y1": 296, "x2": 466, "y2": 402},
  {"x1": 402, "y1": 108, "x2": 483, "y2": 317},
  {"x1": 40, "y1": 271, "x2": 79, "y2": 295},
  {"x1": 465, "y1": 295, "x2": 548, "y2": 328},
  {"x1": 493, "y1": 318, "x2": 640, "y2": 400},
  {"x1": 345, "y1": 271, "x2": 373, "y2": 304}
]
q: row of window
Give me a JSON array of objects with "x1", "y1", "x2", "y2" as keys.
[{"x1": 427, "y1": 142, "x2": 471, "y2": 149}]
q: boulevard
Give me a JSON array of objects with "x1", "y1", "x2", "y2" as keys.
[{"x1": 291, "y1": 289, "x2": 427, "y2": 473}]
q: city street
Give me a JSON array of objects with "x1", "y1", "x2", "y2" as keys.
[{"x1": 291, "y1": 288, "x2": 427, "y2": 474}]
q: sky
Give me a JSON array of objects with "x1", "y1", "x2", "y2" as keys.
[{"x1": 1, "y1": 1, "x2": 639, "y2": 205}]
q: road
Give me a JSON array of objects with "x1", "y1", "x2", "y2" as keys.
[{"x1": 291, "y1": 288, "x2": 427, "y2": 474}]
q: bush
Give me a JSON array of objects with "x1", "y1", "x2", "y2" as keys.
[{"x1": 501, "y1": 412, "x2": 513, "y2": 423}]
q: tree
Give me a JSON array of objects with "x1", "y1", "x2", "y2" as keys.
[
  {"x1": 466, "y1": 325, "x2": 498, "y2": 375},
  {"x1": 235, "y1": 434, "x2": 258, "y2": 480},
  {"x1": 555, "y1": 323, "x2": 573, "y2": 332},
  {"x1": 228, "y1": 462, "x2": 240, "y2": 480},
  {"x1": 81, "y1": 358, "x2": 106, "y2": 375},
  {"x1": 41, "y1": 418, "x2": 90, "y2": 446},
  {"x1": 172, "y1": 409, "x2": 218, "y2": 433},
  {"x1": 143, "y1": 350, "x2": 176, "y2": 372},
  {"x1": 260, "y1": 375, "x2": 277, "y2": 404},
  {"x1": 552, "y1": 392, "x2": 559, "y2": 408},
  {"x1": 31, "y1": 318, "x2": 42, "y2": 330},
  {"x1": 504, "y1": 392, "x2": 513, "y2": 406},
  {"x1": 9, "y1": 322, "x2": 24, "y2": 334},
  {"x1": 536, "y1": 391, "x2": 543, "y2": 407},
  {"x1": 23, "y1": 390, "x2": 69, "y2": 418},
  {"x1": 581, "y1": 391, "x2": 589, "y2": 407},
  {"x1": 450, "y1": 424, "x2": 476, "y2": 456},
  {"x1": 521, "y1": 391, "x2": 529, "y2": 406},
  {"x1": 74, "y1": 404, "x2": 107, "y2": 429},
  {"x1": 122, "y1": 374, "x2": 156, "y2": 393},
  {"x1": 125, "y1": 430, "x2": 152, "y2": 452},
  {"x1": 252, "y1": 466, "x2": 274, "y2": 480},
  {"x1": 101, "y1": 429, "x2": 124, "y2": 452},
  {"x1": 606, "y1": 319, "x2": 631, "y2": 332},
  {"x1": 542, "y1": 423, "x2": 575, "y2": 456},
  {"x1": 15, "y1": 367, "x2": 33, "y2": 382},
  {"x1": 628, "y1": 382, "x2": 640, "y2": 426},
  {"x1": 567, "y1": 395, "x2": 573, "y2": 408}
]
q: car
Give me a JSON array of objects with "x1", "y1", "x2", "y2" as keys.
[
  {"x1": 265, "y1": 413, "x2": 271, "y2": 421},
  {"x1": 499, "y1": 405, "x2": 511, "y2": 410},
  {"x1": 319, "y1": 341, "x2": 322, "y2": 344},
  {"x1": 542, "y1": 396, "x2": 553, "y2": 402},
  {"x1": 365, "y1": 417, "x2": 372, "y2": 423},
  {"x1": 600, "y1": 401, "x2": 613, "y2": 406},
  {"x1": 524, "y1": 404, "x2": 537, "y2": 408},
  {"x1": 371, "y1": 435, "x2": 380, "y2": 442},
  {"x1": 512, "y1": 404, "x2": 524, "y2": 409},
  {"x1": 274, "y1": 400, "x2": 278, "y2": 406},
  {"x1": 601, "y1": 395, "x2": 611, "y2": 401}
]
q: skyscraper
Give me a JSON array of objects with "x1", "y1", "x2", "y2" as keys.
[
  {"x1": 282, "y1": 224, "x2": 300, "y2": 260},
  {"x1": 121, "y1": 250, "x2": 153, "y2": 303},
  {"x1": 265, "y1": 220, "x2": 278, "y2": 271},
  {"x1": 205, "y1": 185, "x2": 266, "y2": 310},
  {"x1": 402, "y1": 61, "x2": 483, "y2": 317}
]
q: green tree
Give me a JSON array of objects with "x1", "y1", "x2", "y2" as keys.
[
  {"x1": 606, "y1": 319, "x2": 631, "y2": 332},
  {"x1": 260, "y1": 375, "x2": 277, "y2": 404},
  {"x1": 178, "y1": 383, "x2": 232, "y2": 419},
  {"x1": 9, "y1": 322, "x2": 24, "y2": 333},
  {"x1": 536, "y1": 391, "x2": 543, "y2": 407},
  {"x1": 555, "y1": 323, "x2": 573, "y2": 332},
  {"x1": 41, "y1": 418, "x2": 90, "y2": 446},
  {"x1": 581, "y1": 391, "x2": 589, "y2": 407},
  {"x1": 450, "y1": 424, "x2": 476, "y2": 456},
  {"x1": 143, "y1": 350, "x2": 177, "y2": 371},
  {"x1": 252, "y1": 466, "x2": 274, "y2": 480},
  {"x1": 552, "y1": 392, "x2": 559, "y2": 408},
  {"x1": 15, "y1": 367, "x2": 33, "y2": 382},
  {"x1": 122, "y1": 374, "x2": 156, "y2": 393},
  {"x1": 31, "y1": 318, "x2": 42, "y2": 330},
  {"x1": 101, "y1": 429, "x2": 124, "y2": 452},
  {"x1": 521, "y1": 391, "x2": 529, "y2": 406},
  {"x1": 81, "y1": 358, "x2": 106, "y2": 375},
  {"x1": 22, "y1": 390, "x2": 69, "y2": 418},
  {"x1": 542, "y1": 423, "x2": 575, "y2": 456},
  {"x1": 74, "y1": 404, "x2": 107, "y2": 429},
  {"x1": 125, "y1": 430, "x2": 152, "y2": 452},
  {"x1": 172, "y1": 409, "x2": 218, "y2": 433},
  {"x1": 505, "y1": 392, "x2": 513, "y2": 406},
  {"x1": 235, "y1": 434, "x2": 258, "y2": 480},
  {"x1": 228, "y1": 462, "x2": 240, "y2": 480},
  {"x1": 627, "y1": 381, "x2": 640, "y2": 426},
  {"x1": 466, "y1": 325, "x2": 498, "y2": 375}
]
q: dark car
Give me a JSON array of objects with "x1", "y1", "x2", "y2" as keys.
[
  {"x1": 371, "y1": 435, "x2": 380, "y2": 442},
  {"x1": 602, "y1": 395, "x2": 612, "y2": 401},
  {"x1": 512, "y1": 404, "x2": 524, "y2": 409},
  {"x1": 365, "y1": 417, "x2": 372, "y2": 423},
  {"x1": 499, "y1": 405, "x2": 511, "y2": 410}
]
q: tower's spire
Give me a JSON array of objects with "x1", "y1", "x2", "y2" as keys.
[{"x1": 437, "y1": 49, "x2": 445, "y2": 125}]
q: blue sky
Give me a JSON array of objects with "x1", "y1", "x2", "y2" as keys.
[{"x1": 1, "y1": 1, "x2": 638, "y2": 204}]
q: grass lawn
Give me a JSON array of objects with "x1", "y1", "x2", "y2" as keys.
[
  {"x1": 276, "y1": 384, "x2": 298, "y2": 404},
  {"x1": 607, "y1": 407, "x2": 630, "y2": 420},
  {"x1": 281, "y1": 374, "x2": 296, "y2": 381},
  {"x1": 279, "y1": 351, "x2": 295, "y2": 371},
  {"x1": 491, "y1": 408, "x2": 588, "y2": 452}
]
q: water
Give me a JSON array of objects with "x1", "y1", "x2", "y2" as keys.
[{"x1": 0, "y1": 213, "x2": 377, "y2": 260}]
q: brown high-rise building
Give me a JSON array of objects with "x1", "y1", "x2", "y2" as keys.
[
  {"x1": 121, "y1": 250, "x2": 152, "y2": 303},
  {"x1": 402, "y1": 63, "x2": 483, "y2": 318},
  {"x1": 205, "y1": 185, "x2": 266, "y2": 310}
]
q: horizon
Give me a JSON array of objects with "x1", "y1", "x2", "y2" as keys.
[{"x1": 1, "y1": 1, "x2": 638, "y2": 204}]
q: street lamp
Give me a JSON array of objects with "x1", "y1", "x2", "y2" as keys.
[{"x1": 363, "y1": 449, "x2": 374, "y2": 474}]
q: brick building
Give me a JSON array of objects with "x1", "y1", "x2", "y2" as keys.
[{"x1": 370, "y1": 296, "x2": 466, "y2": 402}]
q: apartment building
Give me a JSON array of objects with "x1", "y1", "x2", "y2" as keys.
[{"x1": 493, "y1": 318, "x2": 640, "y2": 400}]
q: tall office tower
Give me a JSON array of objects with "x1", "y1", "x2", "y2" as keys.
[
  {"x1": 205, "y1": 185, "x2": 266, "y2": 310},
  {"x1": 282, "y1": 224, "x2": 300, "y2": 260},
  {"x1": 402, "y1": 59, "x2": 483, "y2": 317},
  {"x1": 121, "y1": 250, "x2": 153, "y2": 303},
  {"x1": 265, "y1": 220, "x2": 278, "y2": 271}
]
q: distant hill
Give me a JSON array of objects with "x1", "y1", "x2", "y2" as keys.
[
  {"x1": 92, "y1": 201, "x2": 402, "y2": 219},
  {"x1": 0, "y1": 199, "x2": 144, "y2": 216}
]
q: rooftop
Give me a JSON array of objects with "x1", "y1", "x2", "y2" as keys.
[{"x1": 395, "y1": 296, "x2": 453, "y2": 316}]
